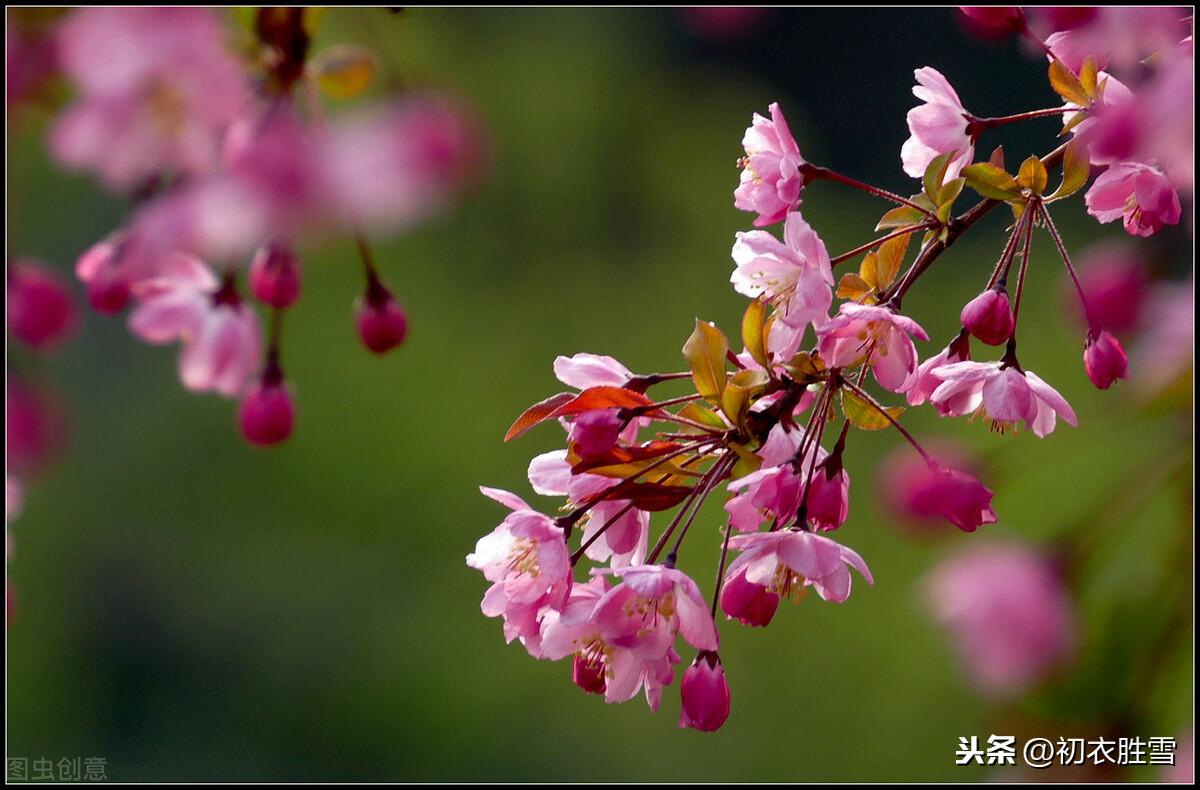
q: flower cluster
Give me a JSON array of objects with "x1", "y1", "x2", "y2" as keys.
[
  {"x1": 9, "y1": 8, "x2": 483, "y2": 448},
  {"x1": 468, "y1": 6, "x2": 1191, "y2": 731}
]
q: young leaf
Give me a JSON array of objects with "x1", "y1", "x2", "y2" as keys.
[
  {"x1": 311, "y1": 45, "x2": 378, "y2": 99},
  {"x1": 874, "y1": 232, "x2": 911, "y2": 290},
  {"x1": 962, "y1": 163, "x2": 1022, "y2": 200},
  {"x1": 742, "y1": 298, "x2": 770, "y2": 370},
  {"x1": 988, "y1": 145, "x2": 1006, "y2": 170},
  {"x1": 682, "y1": 319, "x2": 729, "y2": 402},
  {"x1": 720, "y1": 368, "x2": 770, "y2": 428},
  {"x1": 841, "y1": 389, "x2": 904, "y2": 431},
  {"x1": 1048, "y1": 59, "x2": 1090, "y2": 107},
  {"x1": 504, "y1": 392, "x2": 576, "y2": 441},
  {"x1": 1017, "y1": 155, "x2": 1049, "y2": 195},
  {"x1": 875, "y1": 205, "x2": 927, "y2": 231},
  {"x1": 728, "y1": 441, "x2": 764, "y2": 480},
  {"x1": 836, "y1": 272, "x2": 875, "y2": 303},
  {"x1": 580, "y1": 481, "x2": 694, "y2": 512},
  {"x1": 1045, "y1": 141, "x2": 1090, "y2": 202},
  {"x1": 1079, "y1": 57, "x2": 1099, "y2": 97},
  {"x1": 923, "y1": 151, "x2": 955, "y2": 200}
]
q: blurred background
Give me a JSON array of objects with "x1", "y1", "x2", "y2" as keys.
[{"x1": 6, "y1": 7, "x2": 1193, "y2": 781}]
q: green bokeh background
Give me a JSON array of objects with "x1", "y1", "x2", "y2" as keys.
[{"x1": 7, "y1": 8, "x2": 1192, "y2": 781}]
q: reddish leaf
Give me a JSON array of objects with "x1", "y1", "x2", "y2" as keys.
[
  {"x1": 580, "y1": 480, "x2": 694, "y2": 512},
  {"x1": 504, "y1": 392, "x2": 575, "y2": 442},
  {"x1": 571, "y1": 441, "x2": 683, "y2": 474}
]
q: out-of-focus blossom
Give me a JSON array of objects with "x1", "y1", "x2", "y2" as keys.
[
  {"x1": 734, "y1": 103, "x2": 806, "y2": 227},
  {"x1": 930, "y1": 361, "x2": 1077, "y2": 437},
  {"x1": 818, "y1": 303, "x2": 929, "y2": 393},
  {"x1": 681, "y1": 7, "x2": 767, "y2": 41},
  {"x1": 1164, "y1": 731, "x2": 1194, "y2": 783},
  {"x1": 725, "y1": 529, "x2": 873, "y2": 605},
  {"x1": 6, "y1": 378, "x2": 66, "y2": 477},
  {"x1": 959, "y1": 287, "x2": 1013, "y2": 346},
  {"x1": 467, "y1": 488, "x2": 571, "y2": 652},
  {"x1": 924, "y1": 541, "x2": 1077, "y2": 698},
  {"x1": 1085, "y1": 162, "x2": 1182, "y2": 237},
  {"x1": 902, "y1": 67, "x2": 974, "y2": 180},
  {"x1": 678, "y1": 651, "x2": 731, "y2": 732},
  {"x1": 1067, "y1": 241, "x2": 1147, "y2": 334},
  {"x1": 49, "y1": 7, "x2": 246, "y2": 190},
  {"x1": 1131, "y1": 280, "x2": 1193, "y2": 398},
  {"x1": 1083, "y1": 329, "x2": 1128, "y2": 390},
  {"x1": 731, "y1": 212, "x2": 833, "y2": 333},
  {"x1": 6, "y1": 12, "x2": 58, "y2": 109},
  {"x1": 1033, "y1": 7, "x2": 1189, "y2": 75},
  {"x1": 238, "y1": 378, "x2": 295, "y2": 446},
  {"x1": 127, "y1": 253, "x2": 261, "y2": 397},
  {"x1": 7, "y1": 259, "x2": 78, "y2": 351},
  {"x1": 248, "y1": 244, "x2": 301, "y2": 309},
  {"x1": 878, "y1": 441, "x2": 995, "y2": 532}
]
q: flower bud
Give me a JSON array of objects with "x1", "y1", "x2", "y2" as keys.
[
  {"x1": 1083, "y1": 329, "x2": 1128, "y2": 390},
  {"x1": 679, "y1": 651, "x2": 731, "y2": 732},
  {"x1": 238, "y1": 378, "x2": 295, "y2": 446},
  {"x1": 960, "y1": 287, "x2": 1014, "y2": 346},
  {"x1": 249, "y1": 244, "x2": 301, "y2": 308},
  {"x1": 568, "y1": 409, "x2": 624, "y2": 460},
  {"x1": 356, "y1": 281, "x2": 408, "y2": 354},
  {"x1": 720, "y1": 566, "x2": 779, "y2": 628},
  {"x1": 572, "y1": 655, "x2": 606, "y2": 696},
  {"x1": 805, "y1": 465, "x2": 850, "y2": 531},
  {"x1": 7, "y1": 261, "x2": 77, "y2": 351},
  {"x1": 75, "y1": 240, "x2": 131, "y2": 314}
]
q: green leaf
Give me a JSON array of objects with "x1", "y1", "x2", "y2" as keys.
[
  {"x1": 682, "y1": 319, "x2": 729, "y2": 402},
  {"x1": 875, "y1": 205, "x2": 927, "y2": 231},
  {"x1": 678, "y1": 401, "x2": 728, "y2": 430},
  {"x1": 720, "y1": 368, "x2": 769, "y2": 429},
  {"x1": 1046, "y1": 141, "x2": 1090, "y2": 202},
  {"x1": 962, "y1": 163, "x2": 1023, "y2": 201},
  {"x1": 741, "y1": 298, "x2": 770, "y2": 371},
  {"x1": 1017, "y1": 156, "x2": 1048, "y2": 195},
  {"x1": 841, "y1": 389, "x2": 904, "y2": 431},
  {"x1": 923, "y1": 151, "x2": 955, "y2": 200}
]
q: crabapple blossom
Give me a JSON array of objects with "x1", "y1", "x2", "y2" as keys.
[
  {"x1": 1085, "y1": 162, "x2": 1182, "y2": 237},
  {"x1": 725, "y1": 529, "x2": 874, "y2": 605},
  {"x1": 959, "y1": 287, "x2": 1013, "y2": 346},
  {"x1": 50, "y1": 7, "x2": 244, "y2": 190},
  {"x1": 902, "y1": 67, "x2": 974, "y2": 180},
  {"x1": 592, "y1": 564, "x2": 718, "y2": 653},
  {"x1": 730, "y1": 212, "x2": 833, "y2": 333},
  {"x1": 734, "y1": 102, "x2": 805, "y2": 227},
  {"x1": 907, "y1": 331, "x2": 972, "y2": 411},
  {"x1": 248, "y1": 244, "x2": 301, "y2": 309},
  {"x1": 1069, "y1": 242, "x2": 1147, "y2": 333},
  {"x1": 6, "y1": 259, "x2": 78, "y2": 351},
  {"x1": 929, "y1": 360, "x2": 1078, "y2": 437},
  {"x1": 878, "y1": 442, "x2": 995, "y2": 532},
  {"x1": 818, "y1": 303, "x2": 929, "y2": 393},
  {"x1": 128, "y1": 253, "x2": 261, "y2": 397},
  {"x1": 679, "y1": 651, "x2": 731, "y2": 732},
  {"x1": 467, "y1": 488, "x2": 572, "y2": 651},
  {"x1": 924, "y1": 541, "x2": 1077, "y2": 697},
  {"x1": 719, "y1": 565, "x2": 781, "y2": 627},
  {"x1": 1082, "y1": 329, "x2": 1128, "y2": 390}
]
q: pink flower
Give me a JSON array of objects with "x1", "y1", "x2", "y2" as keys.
[
  {"x1": 553, "y1": 353, "x2": 634, "y2": 390},
  {"x1": 805, "y1": 462, "x2": 851, "y2": 532},
  {"x1": 924, "y1": 542, "x2": 1077, "y2": 698},
  {"x1": 1131, "y1": 280, "x2": 1193, "y2": 397},
  {"x1": 678, "y1": 651, "x2": 731, "y2": 732},
  {"x1": 6, "y1": 259, "x2": 78, "y2": 351},
  {"x1": 127, "y1": 253, "x2": 261, "y2": 397},
  {"x1": 719, "y1": 565, "x2": 780, "y2": 627},
  {"x1": 592, "y1": 564, "x2": 718, "y2": 653},
  {"x1": 959, "y1": 7, "x2": 1023, "y2": 32},
  {"x1": 907, "y1": 333, "x2": 972, "y2": 410},
  {"x1": 49, "y1": 8, "x2": 245, "y2": 190},
  {"x1": 901, "y1": 67, "x2": 974, "y2": 180},
  {"x1": 730, "y1": 212, "x2": 834, "y2": 333},
  {"x1": 75, "y1": 236, "x2": 138, "y2": 314},
  {"x1": 539, "y1": 576, "x2": 681, "y2": 709},
  {"x1": 568, "y1": 409, "x2": 625, "y2": 459},
  {"x1": 725, "y1": 423, "x2": 824, "y2": 533},
  {"x1": 1083, "y1": 329, "x2": 1128, "y2": 390},
  {"x1": 6, "y1": 378, "x2": 66, "y2": 477},
  {"x1": 467, "y1": 487, "x2": 572, "y2": 653},
  {"x1": 1085, "y1": 162, "x2": 1182, "y2": 237},
  {"x1": 906, "y1": 465, "x2": 997, "y2": 533},
  {"x1": 817, "y1": 303, "x2": 929, "y2": 392},
  {"x1": 959, "y1": 287, "x2": 1013, "y2": 346},
  {"x1": 929, "y1": 360, "x2": 1078, "y2": 437},
  {"x1": 725, "y1": 529, "x2": 873, "y2": 606},
  {"x1": 528, "y1": 450, "x2": 649, "y2": 568},
  {"x1": 734, "y1": 102, "x2": 805, "y2": 227}
]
